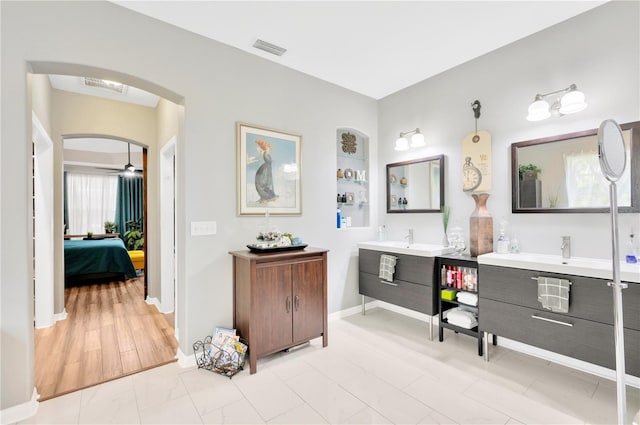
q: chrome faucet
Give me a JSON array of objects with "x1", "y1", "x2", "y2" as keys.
[
  {"x1": 561, "y1": 236, "x2": 571, "y2": 259},
  {"x1": 405, "y1": 228, "x2": 414, "y2": 246}
]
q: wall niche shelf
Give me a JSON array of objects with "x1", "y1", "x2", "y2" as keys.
[{"x1": 336, "y1": 128, "x2": 370, "y2": 228}]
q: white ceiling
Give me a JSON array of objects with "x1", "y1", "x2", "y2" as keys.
[{"x1": 112, "y1": 0, "x2": 605, "y2": 100}]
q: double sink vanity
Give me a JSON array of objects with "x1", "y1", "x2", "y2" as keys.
[{"x1": 358, "y1": 240, "x2": 640, "y2": 378}]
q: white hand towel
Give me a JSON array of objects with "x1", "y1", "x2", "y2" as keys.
[
  {"x1": 537, "y1": 277, "x2": 570, "y2": 313},
  {"x1": 378, "y1": 254, "x2": 397, "y2": 282}
]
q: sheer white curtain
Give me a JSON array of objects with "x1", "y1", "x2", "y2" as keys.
[
  {"x1": 564, "y1": 151, "x2": 631, "y2": 208},
  {"x1": 66, "y1": 173, "x2": 118, "y2": 234}
]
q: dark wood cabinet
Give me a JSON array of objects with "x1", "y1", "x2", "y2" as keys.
[
  {"x1": 479, "y1": 263, "x2": 639, "y2": 376},
  {"x1": 358, "y1": 248, "x2": 436, "y2": 339},
  {"x1": 230, "y1": 248, "x2": 328, "y2": 374}
]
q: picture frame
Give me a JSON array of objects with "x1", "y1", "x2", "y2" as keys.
[{"x1": 237, "y1": 122, "x2": 302, "y2": 215}]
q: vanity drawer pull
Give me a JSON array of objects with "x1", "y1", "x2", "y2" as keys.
[
  {"x1": 380, "y1": 280, "x2": 398, "y2": 287},
  {"x1": 531, "y1": 315, "x2": 573, "y2": 327}
]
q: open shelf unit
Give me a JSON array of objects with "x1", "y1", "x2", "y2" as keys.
[{"x1": 437, "y1": 254, "x2": 484, "y2": 356}]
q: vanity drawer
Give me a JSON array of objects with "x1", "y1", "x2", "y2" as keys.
[
  {"x1": 480, "y1": 298, "x2": 640, "y2": 376},
  {"x1": 479, "y1": 265, "x2": 640, "y2": 329},
  {"x1": 359, "y1": 272, "x2": 435, "y2": 315},
  {"x1": 359, "y1": 249, "x2": 434, "y2": 286}
]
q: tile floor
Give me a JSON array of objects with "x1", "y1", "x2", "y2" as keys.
[{"x1": 20, "y1": 308, "x2": 640, "y2": 424}]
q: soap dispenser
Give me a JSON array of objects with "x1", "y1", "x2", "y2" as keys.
[
  {"x1": 626, "y1": 230, "x2": 638, "y2": 263},
  {"x1": 496, "y1": 218, "x2": 510, "y2": 254}
]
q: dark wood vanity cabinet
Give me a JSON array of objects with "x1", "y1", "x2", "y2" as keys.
[
  {"x1": 230, "y1": 248, "x2": 328, "y2": 374},
  {"x1": 479, "y1": 264, "x2": 640, "y2": 377},
  {"x1": 358, "y1": 248, "x2": 437, "y2": 340},
  {"x1": 358, "y1": 249, "x2": 436, "y2": 315}
]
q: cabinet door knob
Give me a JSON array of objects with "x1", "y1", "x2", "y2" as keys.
[
  {"x1": 295, "y1": 295, "x2": 300, "y2": 310},
  {"x1": 286, "y1": 296, "x2": 292, "y2": 313}
]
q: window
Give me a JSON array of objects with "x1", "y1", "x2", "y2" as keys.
[
  {"x1": 66, "y1": 173, "x2": 118, "y2": 234},
  {"x1": 564, "y1": 151, "x2": 631, "y2": 208}
]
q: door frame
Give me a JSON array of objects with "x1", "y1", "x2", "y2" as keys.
[
  {"x1": 32, "y1": 112, "x2": 58, "y2": 328},
  {"x1": 160, "y1": 137, "x2": 178, "y2": 334}
]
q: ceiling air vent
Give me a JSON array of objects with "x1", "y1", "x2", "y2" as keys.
[
  {"x1": 252, "y1": 39, "x2": 287, "y2": 56},
  {"x1": 83, "y1": 77, "x2": 128, "y2": 94}
]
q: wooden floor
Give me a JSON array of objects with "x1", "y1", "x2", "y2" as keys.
[{"x1": 34, "y1": 277, "x2": 178, "y2": 401}]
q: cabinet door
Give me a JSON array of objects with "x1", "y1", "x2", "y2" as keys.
[
  {"x1": 292, "y1": 259, "x2": 324, "y2": 344},
  {"x1": 254, "y1": 264, "x2": 293, "y2": 356}
]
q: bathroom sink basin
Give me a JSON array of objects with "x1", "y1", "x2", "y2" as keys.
[
  {"x1": 478, "y1": 252, "x2": 640, "y2": 283},
  {"x1": 357, "y1": 240, "x2": 454, "y2": 257}
]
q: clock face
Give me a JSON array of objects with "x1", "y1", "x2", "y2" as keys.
[{"x1": 463, "y1": 166, "x2": 482, "y2": 191}]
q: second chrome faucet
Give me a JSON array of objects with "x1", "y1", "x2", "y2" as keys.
[
  {"x1": 561, "y1": 236, "x2": 571, "y2": 259},
  {"x1": 405, "y1": 228, "x2": 414, "y2": 246}
]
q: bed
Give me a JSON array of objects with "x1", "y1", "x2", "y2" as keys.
[{"x1": 64, "y1": 238, "x2": 137, "y2": 284}]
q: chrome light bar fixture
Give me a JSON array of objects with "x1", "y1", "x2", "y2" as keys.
[
  {"x1": 526, "y1": 84, "x2": 587, "y2": 122},
  {"x1": 394, "y1": 128, "x2": 425, "y2": 151}
]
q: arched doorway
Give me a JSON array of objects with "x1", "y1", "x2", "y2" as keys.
[{"x1": 30, "y1": 67, "x2": 183, "y2": 400}]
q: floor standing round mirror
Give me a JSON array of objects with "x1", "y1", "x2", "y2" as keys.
[{"x1": 597, "y1": 119, "x2": 628, "y2": 425}]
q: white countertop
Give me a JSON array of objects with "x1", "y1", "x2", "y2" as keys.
[
  {"x1": 477, "y1": 252, "x2": 640, "y2": 283},
  {"x1": 358, "y1": 240, "x2": 454, "y2": 257}
]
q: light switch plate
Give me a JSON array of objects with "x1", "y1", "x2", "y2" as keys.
[{"x1": 191, "y1": 221, "x2": 217, "y2": 236}]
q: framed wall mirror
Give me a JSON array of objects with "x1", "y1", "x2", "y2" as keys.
[
  {"x1": 387, "y1": 155, "x2": 445, "y2": 213},
  {"x1": 511, "y1": 121, "x2": 639, "y2": 213}
]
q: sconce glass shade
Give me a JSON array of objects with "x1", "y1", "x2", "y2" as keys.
[
  {"x1": 410, "y1": 131, "x2": 425, "y2": 148},
  {"x1": 526, "y1": 98, "x2": 551, "y2": 121},
  {"x1": 559, "y1": 89, "x2": 587, "y2": 114},
  {"x1": 394, "y1": 136, "x2": 409, "y2": 151}
]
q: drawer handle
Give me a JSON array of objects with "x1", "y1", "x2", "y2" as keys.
[
  {"x1": 295, "y1": 295, "x2": 300, "y2": 311},
  {"x1": 286, "y1": 296, "x2": 292, "y2": 313},
  {"x1": 531, "y1": 315, "x2": 573, "y2": 327},
  {"x1": 380, "y1": 280, "x2": 398, "y2": 287}
]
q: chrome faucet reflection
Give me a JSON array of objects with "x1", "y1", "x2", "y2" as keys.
[
  {"x1": 405, "y1": 228, "x2": 414, "y2": 246},
  {"x1": 561, "y1": 236, "x2": 571, "y2": 259}
]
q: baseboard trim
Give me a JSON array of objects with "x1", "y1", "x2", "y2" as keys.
[
  {"x1": 54, "y1": 308, "x2": 68, "y2": 323},
  {"x1": 176, "y1": 346, "x2": 195, "y2": 368},
  {"x1": 358, "y1": 301, "x2": 638, "y2": 388},
  {"x1": 0, "y1": 387, "x2": 39, "y2": 424},
  {"x1": 145, "y1": 296, "x2": 161, "y2": 310},
  {"x1": 495, "y1": 336, "x2": 640, "y2": 388}
]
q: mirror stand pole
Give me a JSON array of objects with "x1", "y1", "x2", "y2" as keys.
[{"x1": 607, "y1": 181, "x2": 627, "y2": 425}]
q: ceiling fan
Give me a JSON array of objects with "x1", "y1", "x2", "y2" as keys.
[
  {"x1": 123, "y1": 143, "x2": 138, "y2": 175},
  {"x1": 100, "y1": 142, "x2": 142, "y2": 177}
]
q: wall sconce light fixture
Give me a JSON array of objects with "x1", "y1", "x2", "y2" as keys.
[
  {"x1": 526, "y1": 84, "x2": 587, "y2": 122},
  {"x1": 394, "y1": 128, "x2": 425, "y2": 151}
]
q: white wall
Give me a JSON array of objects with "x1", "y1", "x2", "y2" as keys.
[
  {"x1": 1, "y1": 0, "x2": 377, "y2": 411},
  {"x1": 378, "y1": 1, "x2": 639, "y2": 259},
  {"x1": 2, "y1": 0, "x2": 638, "y2": 415}
]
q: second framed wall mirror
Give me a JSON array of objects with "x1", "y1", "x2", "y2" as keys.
[
  {"x1": 387, "y1": 155, "x2": 445, "y2": 213},
  {"x1": 511, "y1": 121, "x2": 639, "y2": 213}
]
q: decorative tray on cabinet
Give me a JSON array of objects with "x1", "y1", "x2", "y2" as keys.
[{"x1": 246, "y1": 244, "x2": 308, "y2": 253}]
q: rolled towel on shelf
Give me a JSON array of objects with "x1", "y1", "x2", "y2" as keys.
[
  {"x1": 456, "y1": 292, "x2": 478, "y2": 306},
  {"x1": 378, "y1": 254, "x2": 397, "y2": 283},
  {"x1": 537, "y1": 277, "x2": 571, "y2": 313}
]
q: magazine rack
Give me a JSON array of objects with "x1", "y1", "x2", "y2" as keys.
[{"x1": 192, "y1": 335, "x2": 248, "y2": 378}]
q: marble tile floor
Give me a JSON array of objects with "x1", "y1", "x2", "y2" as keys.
[{"x1": 19, "y1": 307, "x2": 640, "y2": 424}]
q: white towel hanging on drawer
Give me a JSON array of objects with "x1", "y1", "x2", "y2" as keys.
[
  {"x1": 378, "y1": 254, "x2": 397, "y2": 282},
  {"x1": 537, "y1": 277, "x2": 571, "y2": 313}
]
